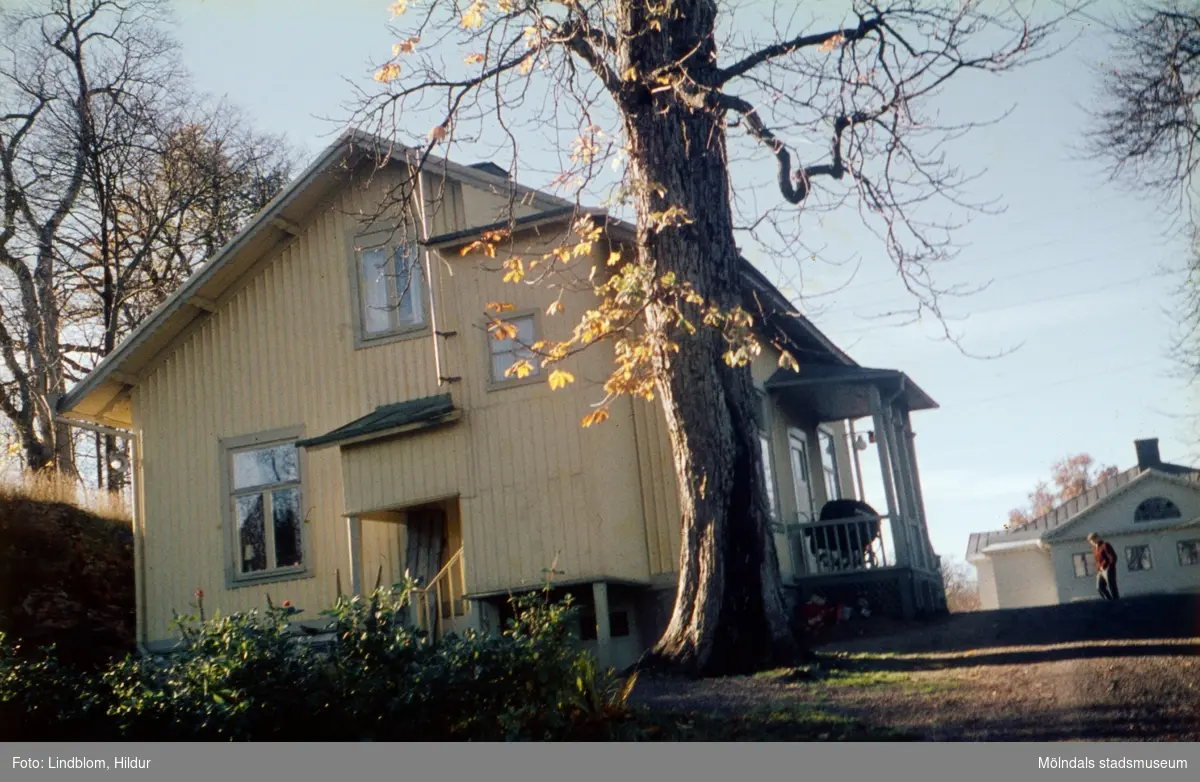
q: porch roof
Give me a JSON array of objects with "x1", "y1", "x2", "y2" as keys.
[
  {"x1": 297, "y1": 393, "x2": 456, "y2": 450},
  {"x1": 763, "y1": 364, "x2": 937, "y2": 421}
]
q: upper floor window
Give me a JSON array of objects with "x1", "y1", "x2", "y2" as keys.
[
  {"x1": 1133, "y1": 496, "x2": 1182, "y2": 523},
  {"x1": 489, "y1": 313, "x2": 539, "y2": 384},
  {"x1": 223, "y1": 430, "x2": 307, "y2": 585},
  {"x1": 818, "y1": 429, "x2": 840, "y2": 502},
  {"x1": 355, "y1": 239, "x2": 426, "y2": 341}
]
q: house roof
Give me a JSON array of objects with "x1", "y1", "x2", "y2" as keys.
[
  {"x1": 296, "y1": 393, "x2": 456, "y2": 451},
  {"x1": 53, "y1": 128, "x2": 927, "y2": 429},
  {"x1": 966, "y1": 466, "x2": 1200, "y2": 560},
  {"x1": 762, "y1": 364, "x2": 938, "y2": 420}
]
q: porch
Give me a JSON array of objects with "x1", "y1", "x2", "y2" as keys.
[
  {"x1": 766, "y1": 363, "x2": 948, "y2": 618},
  {"x1": 345, "y1": 498, "x2": 472, "y2": 637}
]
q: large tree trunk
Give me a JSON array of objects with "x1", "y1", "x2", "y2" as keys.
[{"x1": 622, "y1": 0, "x2": 799, "y2": 677}]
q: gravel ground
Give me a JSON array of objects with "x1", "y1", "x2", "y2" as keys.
[{"x1": 629, "y1": 594, "x2": 1200, "y2": 741}]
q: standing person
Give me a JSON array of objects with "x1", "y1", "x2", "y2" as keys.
[{"x1": 1088, "y1": 533, "x2": 1120, "y2": 601}]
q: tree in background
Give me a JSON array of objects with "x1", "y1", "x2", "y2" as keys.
[
  {"x1": 1089, "y1": 2, "x2": 1200, "y2": 390},
  {"x1": 353, "y1": 0, "x2": 1072, "y2": 675},
  {"x1": 1007, "y1": 453, "x2": 1119, "y2": 528},
  {"x1": 941, "y1": 557, "x2": 980, "y2": 613},
  {"x1": 0, "y1": 0, "x2": 294, "y2": 485}
]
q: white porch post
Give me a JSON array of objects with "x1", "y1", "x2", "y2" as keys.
[
  {"x1": 346, "y1": 515, "x2": 363, "y2": 596},
  {"x1": 889, "y1": 407, "x2": 925, "y2": 571},
  {"x1": 868, "y1": 385, "x2": 909, "y2": 567},
  {"x1": 901, "y1": 408, "x2": 935, "y2": 571},
  {"x1": 592, "y1": 581, "x2": 612, "y2": 669}
]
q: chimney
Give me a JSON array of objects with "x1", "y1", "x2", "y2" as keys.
[{"x1": 1134, "y1": 438, "x2": 1162, "y2": 470}]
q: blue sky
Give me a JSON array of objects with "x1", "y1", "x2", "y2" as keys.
[{"x1": 176, "y1": 0, "x2": 1197, "y2": 565}]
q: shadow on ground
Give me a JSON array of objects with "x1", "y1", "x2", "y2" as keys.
[{"x1": 814, "y1": 593, "x2": 1200, "y2": 658}]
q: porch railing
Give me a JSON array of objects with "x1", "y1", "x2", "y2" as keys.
[
  {"x1": 411, "y1": 548, "x2": 467, "y2": 637},
  {"x1": 788, "y1": 514, "x2": 896, "y2": 577}
]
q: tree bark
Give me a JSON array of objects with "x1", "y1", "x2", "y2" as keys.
[{"x1": 620, "y1": 0, "x2": 799, "y2": 677}]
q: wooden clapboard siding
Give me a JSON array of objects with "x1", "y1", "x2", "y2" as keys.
[{"x1": 131, "y1": 165, "x2": 656, "y2": 641}]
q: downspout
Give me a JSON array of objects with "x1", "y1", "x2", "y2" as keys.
[{"x1": 411, "y1": 156, "x2": 450, "y2": 386}]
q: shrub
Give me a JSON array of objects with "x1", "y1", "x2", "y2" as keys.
[{"x1": 0, "y1": 583, "x2": 636, "y2": 741}]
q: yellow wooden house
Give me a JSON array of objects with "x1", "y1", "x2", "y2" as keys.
[{"x1": 56, "y1": 130, "x2": 946, "y2": 669}]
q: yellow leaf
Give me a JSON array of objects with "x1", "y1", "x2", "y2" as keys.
[
  {"x1": 374, "y1": 63, "x2": 402, "y2": 83},
  {"x1": 393, "y1": 36, "x2": 420, "y2": 56},
  {"x1": 818, "y1": 33, "x2": 845, "y2": 54},
  {"x1": 498, "y1": 0, "x2": 516, "y2": 10},
  {"x1": 486, "y1": 302, "x2": 515, "y2": 314},
  {"x1": 464, "y1": 53, "x2": 486, "y2": 65},
  {"x1": 581, "y1": 409, "x2": 609, "y2": 428},
  {"x1": 778, "y1": 350, "x2": 800, "y2": 372},
  {"x1": 502, "y1": 258, "x2": 525, "y2": 283},
  {"x1": 428, "y1": 124, "x2": 448, "y2": 143},
  {"x1": 622, "y1": 66, "x2": 638, "y2": 81},
  {"x1": 548, "y1": 369, "x2": 575, "y2": 390},
  {"x1": 489, "y1": 320, "x2": 519, "y2": 341},
  {"x1": 461, "y1": 1, "x2": 485, "y2": 29},
  {"x1": 389, "y1": 0, "x2": 409, "y2": 16},
  {"x1": 505, "y1": 359, "x2": 535, "y2": 379},
  {"x1": 546, "y1": 300, "x2": 565, "y2": 316},
  {"x1": 519, "y1": 57, "x2": 535, "y2": 75},
  {"x1": 607, "y1": 251, "x2": 621, "y2": 266}
]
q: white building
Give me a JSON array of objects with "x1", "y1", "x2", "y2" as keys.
[{"x1": 966, "y1": 439, "x2": 1200, "y2": 609}]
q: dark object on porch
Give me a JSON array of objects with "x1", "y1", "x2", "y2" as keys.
[{"x1": 802, "y1": 499, "x2": 883, "y2": 572}]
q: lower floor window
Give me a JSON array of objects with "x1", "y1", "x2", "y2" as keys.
[
  {"x1": 1178, "y1": 540, "x2": 1200, "y2": 567},
  {"x1": 1071, "y1": 552, "x2": 1095, "y2": 578},
  {"x1": 1125, "y1": 544, "x2": 1153, "y2": 572},
  {"x1": 226, "y1": 434, "x2": 306, "y2": 582}
]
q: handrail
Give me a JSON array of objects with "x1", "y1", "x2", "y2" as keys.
[{"x1": 413, "y1": 548, "x2": 465, "y2": 637}]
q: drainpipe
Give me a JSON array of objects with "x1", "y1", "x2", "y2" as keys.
[{"x1": 411, "y1": 156, "x2": 448, "y2": 386}]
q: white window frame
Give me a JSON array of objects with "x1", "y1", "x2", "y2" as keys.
[
  {"x1": 1125, "y1": 544, "x2": 1153, "y2": 572},
  {"x1": 348, "y1": 231, "x2": 429, "y2": 348},
  {"x1": 760, "y1": 433, "x2": 779, "y2": 520},
  {"x1": 817, "y1": 427, "x2": 840, "y2": 503},
  {"x1": 219, "y1": 427, "x2": 311, "y2": 588},
  {"x1": 788, "y1": 428, "x2": 814, "y2": 525},
  {"x1": 1178, "y1": 539, "x2": 1200, "y2": 567},
  {"x1": 486, "y1": 310, "x2": 542, "y2": 389},
  {"x1": 1071, "y1": 552, "x2": 1095, "y2": 579}
]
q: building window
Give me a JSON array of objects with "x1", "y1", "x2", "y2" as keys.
[
  {"x1": 356, "y1": 240, "x2": 425, "y2": 340},
  {"x1": 818, "y1": 429, "x2": 840, "y2": 502},
  {"x1": 760, "y1": 434, "x2": 779, "y2": 519},
  {"x1": 226, "y1": 434, "x2": 305, "y2": 583},
  {"x1": 489, "y1": 313, "x2": 538, "y2": 383},
  {"x1": 1071, "y1": 552, "x2": 1095, "y2": 578},
  {"x1": 579, "y1": 609, "x2": 632, "y2": 640},
  {"x1": 1125, "y1": 544, "x2": 1153, "y2": 572},
  {"x1": 1133, "y1": 496, "x2": 1182, "y2": 523},
  {"x1": 1178, "y1": 540, "x2": 1200, "y2": 567}
]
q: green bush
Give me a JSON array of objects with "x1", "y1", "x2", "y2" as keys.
[{"x1": 0, "y1": 583, "x2": 637, "y2": 741}]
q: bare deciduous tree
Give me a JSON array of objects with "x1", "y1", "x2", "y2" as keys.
[
  {"x1": 1089, "y1": 1, "x2": 1200, "y2": 383},
  {"x1": 0, "y1": 0, "x2": 294, "y2": 484},
  {"x1": 350, "y1": 0, "x2": 1072, "y2": 676},
  {"x1": 1007, "y1": 453, "x2": 1119, "y2": 529}
]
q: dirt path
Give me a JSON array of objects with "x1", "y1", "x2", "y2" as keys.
[{"x1": 629, "y1": 595, "x2": 1200, "y2": 740}]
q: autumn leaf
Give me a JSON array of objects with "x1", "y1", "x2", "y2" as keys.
[
  {"x1": 505, "y1": 359, "x2": 535, "y2": 379},
  {"x1": 464, "y1": 53, "x2": 486, "y2": 65},
  {"x1": 777, "y1": 350, "x2": 800, "y2": 372},
  {"x1": 519, "y1": 57, "x2": 535, "y2": 75},
  {"x1": 489, "y1": 320, "x2": 519, "y2": 341},
  {"x1": 581, "y1": 408, "x2": 610, "y2": 427},
  {"x1": 607, "y1": 251, "x2": 621, "y2": 266},
  {"x1": 818, "y1": 33, "x2": 845, "y2": 54},
  {"x1": 374, "y1": 63, "x2": 402, "y2": 83},
  {"x1": 461, "y1": 1, "x2": 485, "y2": 29},
  {"x1": 502, "y1": 258, "x2": 525, "y2": 283},
  {"x1": 428, "y1": 124, "x2": 448, "y2": 143},
  {"x1": 546, "y1": 300, "x2": 565, "y2": 316},
  {"x1": 497, "y1": 0, "x2": 517, "y2": 10},
  {"x1": 486, "y1": 302, "x2": 515, "y2": 314},
  {"x1": 393, "y1": 36, "x2": 420, "y2": 56},
  {"x1": 389, "y1": 0, "x2": 409, "y2": 16},
  {"x1": 548, "y1": 369, "x2": 575, "y2": 390}
]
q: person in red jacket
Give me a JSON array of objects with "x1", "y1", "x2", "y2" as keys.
[{"x1": 1088, "y1": 533, "x2": 1120, "y2": 601}]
